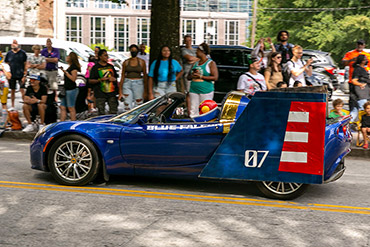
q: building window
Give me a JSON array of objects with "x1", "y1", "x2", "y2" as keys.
[
  {"x1": 137, "y1": 18, "x2": 150, "y2": 45},
  {"x1": 66, "y1": 0, "x2": 89, "y2": 8},
  {"x1": 66, "y1": 16, "x2": 82, "y2": 43},
  {"x1": 114, "y1": 18, "x2": 129, "y2": 52},
  {"x1": 225, "y1": 20, "x2": 239, "y2": 45},
  {"x1": 204, "y1": 20, "x2": 217, "y2": 45},
  {"x1": 91, "y1": 17, "x2": 106, "y2": 45},
  {"x1": 133, "y1": 0, "x2": 152, "y2": 10},
  {"x1": 181, "y1": 19, "x2": 196, "y2": 44},
  {"x1": 181, "y1": 0, "x2": 251, "y2": 12},
  {"x1": 94, "y1": 0, "x2": 125, "y2": 9}
]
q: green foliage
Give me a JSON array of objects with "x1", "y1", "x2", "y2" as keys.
[
  {"x1": 88, "y1": 43, "x2": 115, "y2": 52},
  {"x1": 255, "y1": 0, "x2": 370, "y2": 65}
]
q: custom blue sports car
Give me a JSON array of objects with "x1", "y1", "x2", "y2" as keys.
[{"x1": 30, "y1": 88, "x2": 352, "y2": 199}]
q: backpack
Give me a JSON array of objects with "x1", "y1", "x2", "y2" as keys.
[
  {"x1": 282, "y1": 62, "x2": 292, "y2": 83},
  {"x1": 282, "y1": 59, "x2": 306, "y2": 84},
  {"x1": 7, "y1": 109, "x2": 22, "y2": 130},
  {"x1": 275, "y1": 43, "x2": 294, "y2": 64}
]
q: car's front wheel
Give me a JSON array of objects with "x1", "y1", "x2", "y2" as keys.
[
  {"x1": 48, "y1": 135, "x2": 100, "y2": 186},
  {"x1": 256, "y1": 181, "x2": 308, "y2": 200}
]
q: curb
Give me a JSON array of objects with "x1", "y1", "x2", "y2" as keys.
[
  {"x1": 348, "y1": 148, "x2": 370, "y2": 159},
  {"x1": 1, "y1": 130, "x2": 36, "y2": 140}
]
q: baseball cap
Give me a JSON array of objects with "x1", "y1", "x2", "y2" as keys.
[
  {"x1": 357, "y1": 39, "x2": 366, "y2": 45},
  {"x1": 247, "y1": 54, "x2": 259, "y2": 65},
  {"x1": 29, "y1": 74, "x2": 40, "y2": 81}
]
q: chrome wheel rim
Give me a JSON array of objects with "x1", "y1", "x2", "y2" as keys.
[
  {"x1": 262, "y1": 181, "x2": 303, "y2": 195},
  {"x1": 53, "y1": 141, "x2": 92, "y2": 181}
]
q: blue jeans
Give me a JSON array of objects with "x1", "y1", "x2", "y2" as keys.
[
  {"x1": 60, "y1": 88, "x2": 79, "y2": 107},
  {"x1": 153, "y1": 81, "x2": 176, "y2": 98},
  {"x1": 350, "y1": 98, "x2": 368, "y2": 121},
  {"x1": 122, "y1": 78, "x2": 144, "y2": 110}
]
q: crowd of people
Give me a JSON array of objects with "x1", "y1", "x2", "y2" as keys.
[
  {"x1": 342, "y1": 39, "x2": 370, "y2": 149},
  {"x1": 0, "y1": 33, "x2": 369, "y2": 145},
  {"x1": 236, "y1": 30, "x2": 314, "y2": 95}
]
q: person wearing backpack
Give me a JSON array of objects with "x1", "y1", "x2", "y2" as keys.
[
  {"x1": 274, "y1": 30, "x2": 294, "y2": 65},
  {"x1": 237, "y1": 56, "x2": 267, "y2": 95},
  {"x1": 286, "y1": 45, "x2": 313, "y2": 87}
]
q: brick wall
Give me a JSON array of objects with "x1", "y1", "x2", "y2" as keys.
[
  {"x1": 0, "y1": 0, "x2": 53, "y2": 37},
  {"x1": 38, "y1": 0, "x2": 54, "y2": 37}
]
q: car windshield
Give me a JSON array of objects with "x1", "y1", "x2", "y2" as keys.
[
  {"x1": 110, "y1": 97, "x2": 162, "y2": 123},
  {"x1": 71, "y1": 48, "x2": 89, "y2": 62}
]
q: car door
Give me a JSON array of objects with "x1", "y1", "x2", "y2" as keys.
[{"x1": 120, "y1": 122, "x2": 224, "y2": 176}]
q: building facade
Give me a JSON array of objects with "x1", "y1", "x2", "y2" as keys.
[{"x1": 62, "y1": 0, "x2": 252, "y2": 51}]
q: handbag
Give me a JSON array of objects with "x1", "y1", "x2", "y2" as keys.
[
  {"x1": 58, "y1": 87, "x2": 66, "y2": 98},
  {"x1": 354, "y1": 84, "x2": 370, "y2": 100}
]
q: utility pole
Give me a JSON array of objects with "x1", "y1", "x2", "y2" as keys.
[{"x1": 251, "y1": 0, "x2": 258, "y2": 48}]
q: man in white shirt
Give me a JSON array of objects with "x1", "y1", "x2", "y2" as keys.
[
  {"x1": 287, "y1": 45, "x2": 313, "y2": 87},
  {"x1": 237, "y1": 57, "x2": 267, "y2": 95}
]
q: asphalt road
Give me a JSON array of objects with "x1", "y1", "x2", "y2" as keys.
[{"x1": 0, "y1": 139, "x2": 369, "y2": 247}]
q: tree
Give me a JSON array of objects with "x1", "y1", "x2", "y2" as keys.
[
  {"x1": 255, "y1": 0, "x2": 370, "y2": 64},
  {"x1": 149, "y1": 0, "x2": 180, "y2": 64},
  {"x1": 88, "y1": 43, "x2": 115, "y2": 52}
]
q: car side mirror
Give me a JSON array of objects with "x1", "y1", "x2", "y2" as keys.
[{"x1": 137, "y1": 113, "x2": 148, "y2": 125}]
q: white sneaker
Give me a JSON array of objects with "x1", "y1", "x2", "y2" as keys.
[
  {"x1": 38, "y1": 124, "x2": 45, "y2": 130},
  {"x1": 23, "y1": 124, "x2": 36, "y2": 132}
]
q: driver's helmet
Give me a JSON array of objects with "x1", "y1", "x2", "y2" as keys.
[{"x1": 199, "y1": 100, "x2": 217, "y2": 115}]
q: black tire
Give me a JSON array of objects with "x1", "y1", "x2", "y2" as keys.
[
  {"x1": 256, "y1": 181, "x2": 309, "y2": 200},
  {"x1": 48, "y1": 134, "x2": 100, "y2": 186}
]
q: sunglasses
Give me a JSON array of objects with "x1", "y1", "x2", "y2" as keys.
[{"x1": 276, "y1": 56, "x2": 282, "y2": 59}]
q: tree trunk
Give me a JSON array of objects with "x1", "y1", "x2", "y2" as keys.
[{"x1": 150, "y1": 0, "x2": 180, "y2": 65}]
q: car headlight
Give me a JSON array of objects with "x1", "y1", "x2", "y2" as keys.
[{"x1": 34, "y1": 123, "x2": 57, "y2": 140}]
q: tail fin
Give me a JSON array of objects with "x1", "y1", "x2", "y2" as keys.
[{"x1": 200, "y1": 90, "x2": 328, "y2": 184}]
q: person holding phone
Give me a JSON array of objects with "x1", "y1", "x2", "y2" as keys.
[
  {"x1": 187, "y1": 43, "x2": 218, "y2": 118},
  {"x1": 89, "y1": 49, "x2": 119, "y2": 115},
  {"x1": 59, "y1": 52, "x2": 81, "y2": 121}
]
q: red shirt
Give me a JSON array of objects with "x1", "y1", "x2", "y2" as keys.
[{"x1": 342, "y1": 49, "x2": 370, "y2": 83}]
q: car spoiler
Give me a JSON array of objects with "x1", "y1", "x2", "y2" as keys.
[{"x1": 200, "y1": 87, "x2": 342, "y2": 184}]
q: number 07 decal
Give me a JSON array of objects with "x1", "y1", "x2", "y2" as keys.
[{"x1": 244, "y1": 150, "x2": 269, "y2": 168}]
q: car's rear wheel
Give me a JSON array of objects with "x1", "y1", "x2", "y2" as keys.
[
  {"x1": 48, "y1": 135, "x2": 100, "y2": 186},
  {"x1": 256, "y1": 181, "x2": 308, "y2": 200}
]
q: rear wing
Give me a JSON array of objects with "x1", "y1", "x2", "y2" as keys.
[{"x1": 200, "y1": 89, "x2": 329, "y2": 184}]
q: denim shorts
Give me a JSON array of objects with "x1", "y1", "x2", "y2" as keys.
[
  {"x1": 122, "y1": 78, "x2": 144, "y2": 110},
  {"x1": 60, "y1": 88, "x2": 79, "y2": 107},
  {"x1": 153, "y1": 81, "x2": 176, "y2": 98}
]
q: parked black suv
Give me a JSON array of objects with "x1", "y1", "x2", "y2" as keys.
[{"x1": 209, "y1": 45, "x2": 253, "y2": 102}]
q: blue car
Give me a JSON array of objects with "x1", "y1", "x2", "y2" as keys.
[{"x1": 30, "y1": 89, "x2": 352, "y2": 199}]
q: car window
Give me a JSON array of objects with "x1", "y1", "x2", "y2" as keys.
[
  {"x1": 211, "y1": 49, "x2": 249, "y2": 67},
  {"x1": 111, "y1": 97, "x2": 162, "y2": 123},
  {"x1": 326, "y1": 55, "x2": 337, "y2": 67}
]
